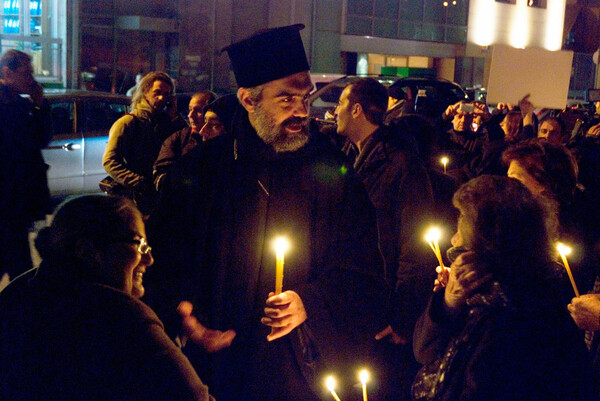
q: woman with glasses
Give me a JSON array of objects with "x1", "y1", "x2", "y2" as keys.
[{"x1": 0, "y1": 195, "x2": 214, "y2": 400}]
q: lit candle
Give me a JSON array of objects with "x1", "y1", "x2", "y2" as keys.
[
  {"x1": 326, "y1": 376, "x2": 342, "y2": 401},
  {"x1": 425, "y1": 227, "x2": 445, "y2": 269},
  {"x1": 273, "y1": 237, "x2": 290, "y2": 295},
  {"x1": 359, "y1": 370, "x2": 369, "y2": 401},
  {"x1": 557, "y1": 242, "x2": 580, "y2": 297},
  {"x1": 441, "y1": 157, "x2": 449, "y2": 174}
]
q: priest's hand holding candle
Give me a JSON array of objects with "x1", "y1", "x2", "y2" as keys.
[
  {"x1": 274, "y1": 237, "x2": 289, "y2": 294},
  {"x1": 262, "y1": 236, "x2": 308, "y2": 341}
]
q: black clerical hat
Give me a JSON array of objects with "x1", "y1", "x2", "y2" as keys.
[{"x1": 222, "y1": 24, "x2": 310, "y2": 88}]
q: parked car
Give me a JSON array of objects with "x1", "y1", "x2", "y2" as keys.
[
  {"x1": 309, "y1": 75, "x2": 400, "y2": 120},
  {"x1": 42, "y1": 90, "x2": 131, "y2": 197},
  {"x1": 387, "y1": 77, "x2": 469, "y2": 121},
  {"x1": 309, "y1": 75, "x2": 468, "y2": 122}
]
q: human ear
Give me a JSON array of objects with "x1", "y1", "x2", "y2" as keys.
[{"x1": 238, "y1": 88, "x2": 256, "y2": 113}]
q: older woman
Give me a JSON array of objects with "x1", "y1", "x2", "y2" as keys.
[
  {"x1": 412, "y1": 175, "x2": 594, "y2": 401},
  {"x1": 0, "y1": 195, "x2": 214, "y2": 401}
]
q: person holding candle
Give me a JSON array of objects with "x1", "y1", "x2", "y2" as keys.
[
  {"x1": 412, "y1": 175, "x2": 594, "y2": 401},
  {"x1": 502, "y1": 139, "x2": 600, "y2": 296},
  {"x1": 145, "y1": 24, "x2": 388, "y2": 401}
]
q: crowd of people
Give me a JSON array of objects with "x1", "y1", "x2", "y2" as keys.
[{"x1": 2, "y1": 22, "x2": 600, "y2": 401}]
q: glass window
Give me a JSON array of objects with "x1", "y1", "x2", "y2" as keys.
[
  {"x1": 374, "y1": 0, "x2": 399, "y2": 18},
  {"x1": 82, "y1": 100, "x2": 128, "y2": 132},
  {"x1": 1, "y1": 0, "x2": 64, "y2": 83},
  {"x1": 445, "y1": 26, "x2": 467, "y2": 43},
  {"x1": 347, "y1": 0, "x2": 373, "y2": 16},
  {"x1": 421, "y1": 23, "x2": 444, "y2": 41},
  {"x1": 398, "y1": 21, "x2": 422, "y2": 40},
  {"x1": 423, "y1": 0, "x2": 445, "y2": 23},
  {"x1": 373, "y1": 18, "x2": 397, "y2": 38},
  {"x1": 346, "y1": 15, "x2": 372, "y2": 36},
  {"x1": 399, "y1": 0, "x2": 423, "y2": 20},
  {"x1": 49, "y1": 101, "x2": 74, "y2": 139}
]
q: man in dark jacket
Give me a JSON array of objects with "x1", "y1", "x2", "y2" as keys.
[
  {"x1": 103, "y1": 71, "x2": 186, "y2": 214},
  {"x1": 334, "y1": 78, "x2": 435, "y2": 399},
  {"x1": 0, "y1": 49, "x2": 51, "y2": 279},
  {"x1": 145, "y1": 25, "x2": 388, "y2": 401}
]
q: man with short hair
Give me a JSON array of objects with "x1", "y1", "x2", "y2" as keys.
[
  {"x1": 334, "y1": 78, "x2": 434, "y2": 399},
  {"x1": 153, "y1": 90, "x2": 224, "y2": 190},
  {"x1": 0, "y1": 49, "x2": 51, "y2": 280},
  {"x1": 146, "y1": 25, "x2": 387, "y2": 401},
  {"x1": 103, "y1": 71, "x2": 186, "y2": 214},
  {"x1": 538, "y1": 116, "x2": 568, "y2": 144}
]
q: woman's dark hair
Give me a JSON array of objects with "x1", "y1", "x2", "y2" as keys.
[
  {"x1": 501, "y1": 138, "x2": 578, "y2": 207},
  {"x1": 452, "y1": 175, "x2": 553, "y2": 289},
  {"x1": 35, "y1": 195, "x2": 141, "y2": 279}
]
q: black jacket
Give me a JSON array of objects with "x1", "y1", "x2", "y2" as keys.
[{"x1": 146, "y1": 104, "x2": 388, "y2": 401}]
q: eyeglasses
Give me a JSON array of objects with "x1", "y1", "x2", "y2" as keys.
[{"x1": 116, "y1": 238, "x2": 152, "y2": 255}]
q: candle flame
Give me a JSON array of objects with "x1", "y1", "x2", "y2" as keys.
[
  {"x1": 425, "y1": 227, "x2": 441, "y2": 243},
  {"x1": 441, "y1": 157, "x2": 449, "y2": 166},
  {"x1": 359, "y1": 370, "x2": 369, "y2": 384},
  {"x1": 326, "y1": 376, "x2": 336, "y2": 392},
  {"x1": 274, "y1": 237, "x2": 290, "y2": 255},
  {"x1": 557, "y1": 242, "x2": 571, "y2": 256}
]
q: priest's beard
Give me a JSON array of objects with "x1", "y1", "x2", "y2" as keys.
[{"x1": 252, "y1": 103, "x2": 310, "y2": 153}]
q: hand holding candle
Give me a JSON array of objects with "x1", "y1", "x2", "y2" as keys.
[
  {"x1": 273, "y1": 237, "x2": 290, "y2": 295},
  {"x1": 557, "y1": 242, "x2": 580, "y2": 297},
  {"x1": 359, "y1": 370, "x2": 369, "y2": 401},
  {"x1": 326, "y1": 376, "x2": 342, "y2": 401},
  {"x1": 425, "y1": 227, "x2": 445, "y2": 269}
]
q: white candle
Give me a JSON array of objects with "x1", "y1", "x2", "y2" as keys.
[
  {"x1": 359, "y1": 370, "x2": 369, "y2": 401},
  {"x1": 273, "y1": 237, "x2": 290, "y2": 295},
  {"x1": 326, "y1": 376, "x2": 342, "y2": 401},
  {"x1": 441, "y1": 157, "x2": 449, "y2": 174},
  {"x1": 557, "y1": 242, "x2": 579, "y2": 297},
  {"x1": 425, "y1": 227, "x2": 445, "y2": 269}
]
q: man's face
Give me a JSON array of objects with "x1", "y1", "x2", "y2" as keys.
[
  {"x1": 250, "y1": 71, "x2": 313, "y2": 153},
  {"x1": 2, "y1": 61, "x2": 36, "y2": 94},
  {"x1": 538, "y1": 120, "x2": 565, "y2": 144},
  {"x1": 188, "y1": 96, "x2": 210, "y2": 133},
  {"x1": 334, "y1": 85, "x2": 353, "y2": 136},
  {"x1": 144, "y1": 80, "x2": 172, "y2": 111},
  {"x1": 452, "y1": 112, "x2": 474, "y2": 132}
]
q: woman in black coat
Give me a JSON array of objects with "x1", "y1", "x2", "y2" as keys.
[
  {"x1": 0, "y1": 195, "x2": 214, "y2": 401},
  {"x1": 412, "y1": 175, "x2": 595, "y2": 401}
]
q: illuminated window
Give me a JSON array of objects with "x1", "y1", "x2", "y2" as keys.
[
  {"x1": 1, "y1": 0, "x2": 64, "y2": 83},
  {"x1": 346, "y1": 0, "x2": 468, "y2": 44}
]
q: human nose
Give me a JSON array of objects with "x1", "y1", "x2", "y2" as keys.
[
  {"x1": 141, "y1": 251, "x2": 154, "y2": 266},
  {"x1": 293, "y1": 98, "x2": 309, "y2": 118}
]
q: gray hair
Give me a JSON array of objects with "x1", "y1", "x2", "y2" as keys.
[
  {"x1": 131, "y1": 71, "x2": 175, "y2": 109},
  {"x1": 237, "y1": 84, "x2": 264, "y2": 104}
]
